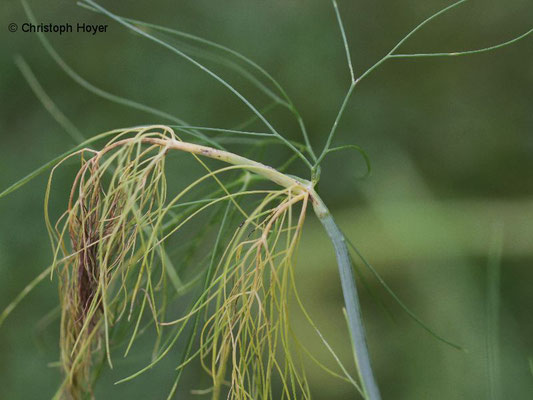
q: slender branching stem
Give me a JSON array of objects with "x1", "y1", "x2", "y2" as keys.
[
  {"x1": 317, "y1": 0, "x2": 531, "y2": 166},
  {"x1": 390, "y1": 28, "x2": 533, "y2": 58},
  {"x1": 332, "y1": 0, "x2": 355, "y2": 83}
]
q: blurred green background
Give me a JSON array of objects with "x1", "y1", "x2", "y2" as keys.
[{"x1": 1, "y1": 0, "x2": 532, "y2": 398}]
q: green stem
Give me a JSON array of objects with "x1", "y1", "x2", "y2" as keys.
[{"x1": 312, "y1": 194, "x2": 381, "y2": 400}]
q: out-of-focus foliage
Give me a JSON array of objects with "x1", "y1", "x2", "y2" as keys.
[{"x1": 0, "y1": 0, "x2": 531, "y2": 399}]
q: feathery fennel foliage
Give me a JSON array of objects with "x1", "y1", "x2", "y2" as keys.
[{"x1": 1, "y1": 0, "x2": 531, "y2": 399}]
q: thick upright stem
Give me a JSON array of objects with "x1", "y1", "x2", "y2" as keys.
[{"x1": 312, "y1": 195, "x2": 381, "y2": 400}]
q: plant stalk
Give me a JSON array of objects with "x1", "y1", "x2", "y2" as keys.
[{"x1": 311, "y1": 193, "x2": 381, "y2": 400}]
